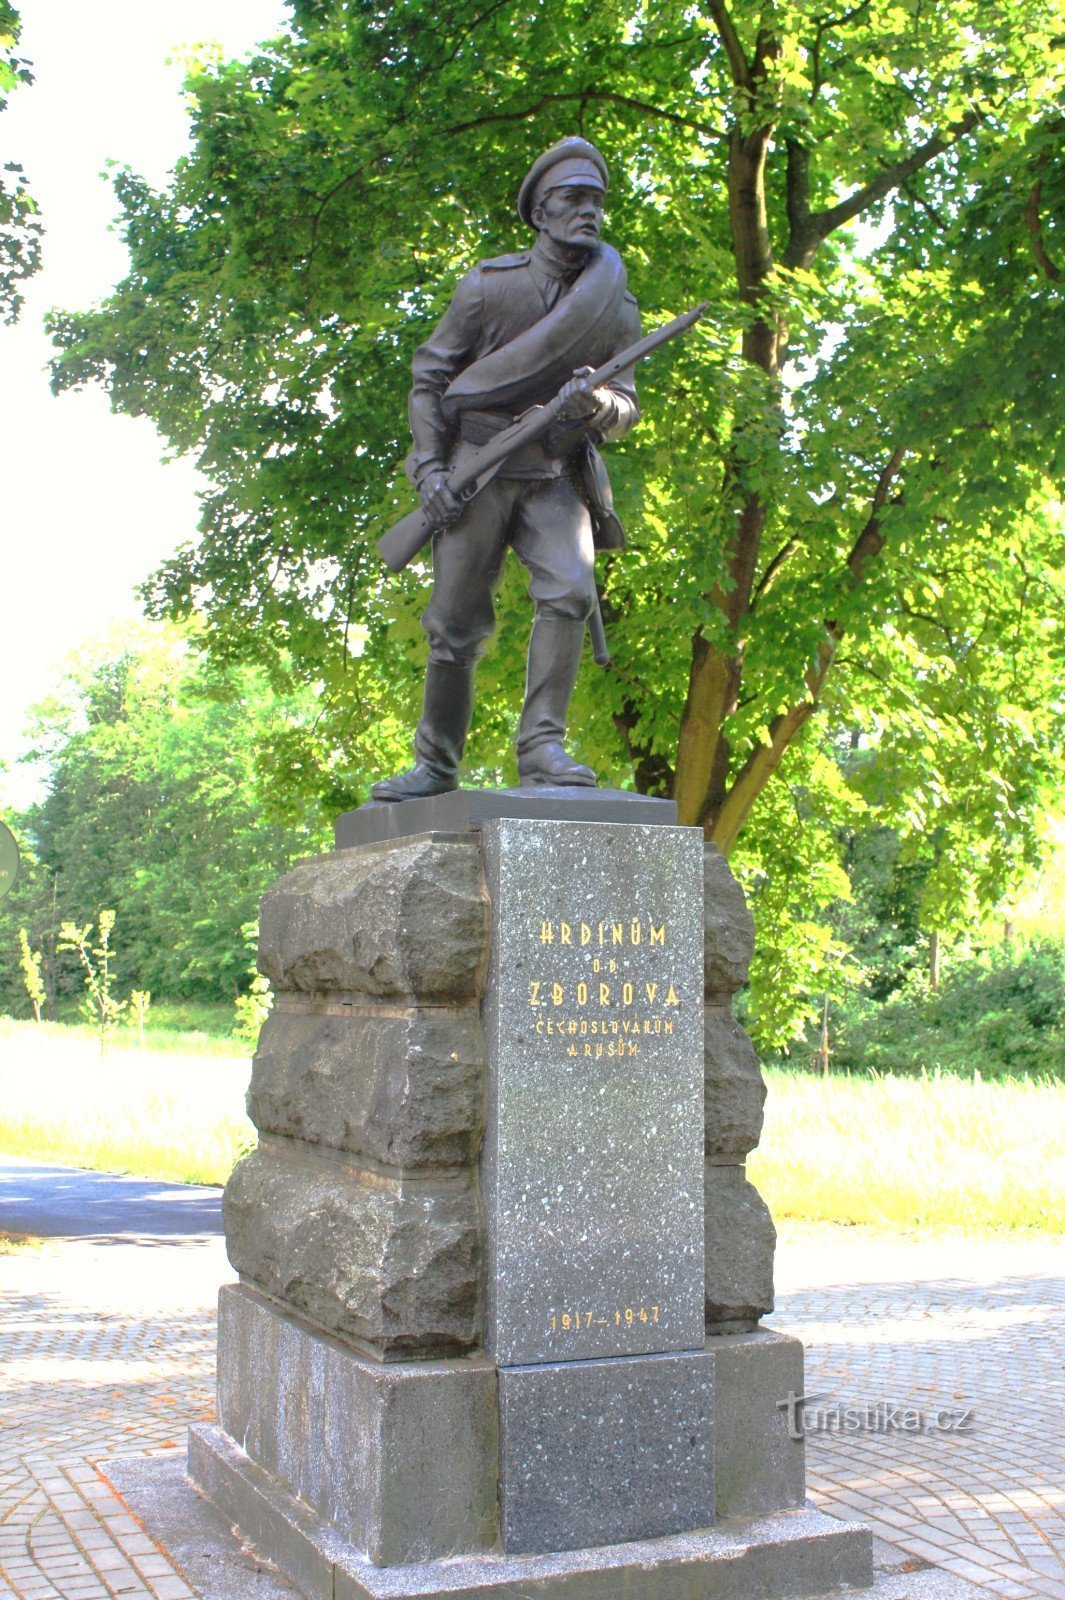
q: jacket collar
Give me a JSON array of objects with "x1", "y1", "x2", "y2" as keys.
[{"x1": 530, "y1": 232, "x2": 593, "y2": 284}]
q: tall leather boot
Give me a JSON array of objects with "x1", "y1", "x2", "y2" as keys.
[
  {"x1": 516, "y1": 614, "x2": 596, "y2": 787},
  {"x1": 371, "y1": 659, "x2": 475, "y2": 801}
]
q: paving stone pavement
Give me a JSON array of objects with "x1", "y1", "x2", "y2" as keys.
[
  {"x1": 0, "y1": 1234, "x2": 232, "y2": 1600},
  {"x1": 768, "y1": 1229, "x2": 1065, "y2": 1600},
  {"x1": 1, "y1": 1219, "x2": 1061, "y2": 1599}
]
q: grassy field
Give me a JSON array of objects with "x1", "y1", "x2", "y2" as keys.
[
  {"x1": 0, "y1": 1018, "x2": 253, "y2": 1185},
  {"x1": 749, "y1": 1067, "x2": 1064, "y2": 1232},
  {"x1": 1, "y1": 1019, "x2": 1061, "y2": 1228},
  {"x1": 24, "y1": 1008, "x2": 248, "y2": 1056}
]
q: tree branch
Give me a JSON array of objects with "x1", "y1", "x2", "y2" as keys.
[
  {"x1": 445, "y1": 90, "x2": 724, "y2": 143},
  {"x1": 785, "y1": 137, "x2": 811, "y2": 246},
  {"x1": 803, "y1": 112, "x2": 979, "y2": 247},
  {"x1": 751, "y1": 537, "x2": 798, "y2": 606},
  {"x1": 752, "y1": 19, "x2": 783, "y2": 86},
  {"x1": 594, "y1": 91, "x2": 726, "y2": 143},
  {"x1": 809, "y1": 2, "x2": 871, "y2": 102},
  {"x1": 899, "y1": 602, "x2": 959, "y2": 651},
  {"x1": 899, "y1": 175, "x2": 949, "y2": 231},
  {"x1": 784, "y1": 112, "x2": 980, "y2": 267},
  {"x1": 433, "y1": 0, "x2": 518, "y2": 69},
  {"x1": 627, "y1": 29, "x2": 710, "y2": 55},
  {"x1": 837, "y1": 443, "x2": 906, "y2": 598},
  {"x1": 1026, "y1": 177, "x2": 1061, "y2": 281},
  {"x1": 710, "y1": 446, "x2": 906, "y2": 850},
  {"x1": 707, "y1": 0, "x2": 752, "y2": 89}
]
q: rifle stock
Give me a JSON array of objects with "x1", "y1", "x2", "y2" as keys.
[{"x1": 378, "y1": 505, "x2": 435, "y2": 573}]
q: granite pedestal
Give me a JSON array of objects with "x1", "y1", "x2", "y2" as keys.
[{"x1": 189, "y1": 787, "x2": 871, "y2": 1596}]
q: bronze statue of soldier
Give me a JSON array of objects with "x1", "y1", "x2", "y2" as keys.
[{"x1": 372, "y1": 136, "x2": 642, "y2": 801}]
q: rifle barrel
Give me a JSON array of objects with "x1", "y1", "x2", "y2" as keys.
[{"x1": 586, "y1": 300, "x2": 709, "y2": 389}]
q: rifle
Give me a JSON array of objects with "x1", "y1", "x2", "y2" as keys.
[{"x1": 377, "y1": 300, "x2": 709, "y2": 576}]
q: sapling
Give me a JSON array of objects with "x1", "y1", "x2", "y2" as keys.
[
  {"x1": 17, "y1": 929, "x2": 46, "y2": 1023},
  {"x1": 58, "y1": 910, "x2": 127, "y2": 1054}
]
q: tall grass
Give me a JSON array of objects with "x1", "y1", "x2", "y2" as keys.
[
  {"x1": 0, "y1": 1018, "x2": 253, "y2": 1185},
  {"x1": 17, "y1": 1012, "x2": 247, "y2": 1057},
  {"x1": 749, "y1": 1067, "x2": 1064, "y2": 1232},
  {"x1": 1, "y1": 1020, "x2": 1061, "y2": 1228}
]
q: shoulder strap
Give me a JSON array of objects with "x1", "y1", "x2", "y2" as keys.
[{"x1": 478, "y1": 250, "x2": 532, "y2": 271}]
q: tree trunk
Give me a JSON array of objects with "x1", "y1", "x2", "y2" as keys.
[
  {"x1": 814, "y1": 992, "x2": 831, "y2": 1077},
  {"x1": 673, "y1": 110, "x2": 785, "y2": 836}
]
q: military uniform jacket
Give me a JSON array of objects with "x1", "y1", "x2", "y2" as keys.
[{"x1": 408, "y1": 238, "x2": 641, "y2": 543}]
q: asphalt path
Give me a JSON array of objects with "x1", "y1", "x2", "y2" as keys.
[{"x1": 0, "y1": 1155, "x2": 223, "y2": 1239}]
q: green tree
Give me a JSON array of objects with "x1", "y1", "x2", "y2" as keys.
[
  {"x1": 0, "y1": 624, "x2": 331, "y2": 1014},
  {"x1": 829, "y1": 938, "x2": 1065, "y2": 1080},
  {"x1": 832, "y1": 823, "x2": 928, "y2": 999},
  {"x1": 233, "y1": 921, "x2": 272, "y2": 1045},
  {"x1": 47, "y1": 2, "x2": 1065, "y2": 1041},
  {"x1": 0, "y1": 1, "x2": 42, "y2": 321},
  {"x1": 0, "y1": 825, "x2": 58, "y2": 1017}
]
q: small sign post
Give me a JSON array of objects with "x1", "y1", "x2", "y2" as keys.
[{"x1": 0, "y1": 821, "x2": 19, "y2": 901}]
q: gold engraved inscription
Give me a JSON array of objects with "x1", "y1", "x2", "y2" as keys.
[
  {"x1": 528, "y1": 913, "x2": 681, "y2": 1058},
  {"x1": 528, "y1": 980, "x2": 679, "y2": 1008},
  {"x1": 550, "y1": 1305, "x2": 662, "y2": 1334},
  {"x1": 540, "y1": 919, "x2": 666, "y2": 946}
]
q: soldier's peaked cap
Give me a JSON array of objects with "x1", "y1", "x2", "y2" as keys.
[{"x1": 517, "y1": 137, "x2": 609, "y2": 227}]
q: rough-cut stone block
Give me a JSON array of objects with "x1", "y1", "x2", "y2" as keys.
[
  {"x1": 498, "y1": 1350, "x2": 714, "y2": 1556},
  {"x1": 258, "y1": 840, "x2": 489, "y2": 1002},
  {"x1": 704, "y1": 845, "x2": 755, "y2": 997},
  {"x1": 710, "y1": 1330, "x2": 805, "y2": 1518},
  {"x1": 705, "y1": 1163, "x2": 775, "y2": 1332},
  {"x1": 216, "y1": 1285, "x2": 498, "y2": 1565},
  {"x1": 223, "y1": 1147, "x2": 481, "y2": 1358},
  {"x1": 705, "y1": 1010, "x2": 766, "y2": 1159},
  {"x1": 247, "y1": 1008, "x2": 486, "y2": 1170},
  {"x1": 189, "y1": 1421, "x2": 874, "y2": 1600}
]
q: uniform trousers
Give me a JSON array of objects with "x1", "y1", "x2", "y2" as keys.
[{"x1": 421, "y1": 473, "x2": 596, "y2": 663}]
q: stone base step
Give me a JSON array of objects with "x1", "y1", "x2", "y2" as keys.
[{"x1": 187, "y1": 1421, "x2": 873, "y2": 1600}]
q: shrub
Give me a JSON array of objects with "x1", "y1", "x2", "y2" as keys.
[{"x1": 829, "y1": 939, "x2": 1065, "y2": 1080}]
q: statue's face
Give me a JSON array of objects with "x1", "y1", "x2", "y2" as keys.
[{"x1": 533, "y1": 184, "x2": 605, "y2": 249}]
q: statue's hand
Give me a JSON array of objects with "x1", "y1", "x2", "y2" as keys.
[
  {"x1": 420, "y1": 471, "x2": 463, "y2": 528},
  {"x1": 556, "y1": 366, "x2": 599, "y2": 422}
]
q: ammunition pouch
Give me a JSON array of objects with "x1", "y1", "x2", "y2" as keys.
[{"x1": 574, "y1": 440, "x2": 625, "y2": 550}]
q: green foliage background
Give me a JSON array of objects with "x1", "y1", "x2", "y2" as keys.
[
  {"x1": 828, "y1": 940, "x2": 1065, "y2": 1080},
  {"x1": 0, "y1": 625, "x2": 330, "y2": 1013},
  {"x1": 1, "y1": 624, "x2": 1061, "y2": 1078},
  {"x1": 0, "y1": 0, "x2": 42, "y2": 320},
  {"x1": 26, "y1": 0, "x2": 1065, "y2": 1045}
]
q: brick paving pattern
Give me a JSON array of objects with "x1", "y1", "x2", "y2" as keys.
[
  {"x1": 0, "y1": 1237, "x2": 225, "y2": 1600},
  {"x1": 770, "y1": 1231, "x2": 1065, "y2": 1600},
  {"x1": 1, "y1": 1223, "x2": 1061, "y2": 1598}
]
